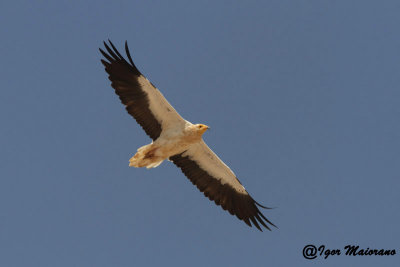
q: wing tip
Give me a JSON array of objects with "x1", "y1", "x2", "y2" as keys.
[{"x1": 99, "y1": 39, "x2": 141, "y2": 75}]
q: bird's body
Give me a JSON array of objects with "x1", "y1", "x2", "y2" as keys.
[
  {"x1": 100, "y1": 40, "x2": 275, "y2": 231},
  {"x1": 129, "y1": 123, "x2": 209, "y2": 168}
]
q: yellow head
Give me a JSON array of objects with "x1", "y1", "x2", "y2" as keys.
[{"x1": 195, "y1": 124, "x2": 210, "y2": 135}]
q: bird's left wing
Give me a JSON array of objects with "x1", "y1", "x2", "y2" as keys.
[
  {"x1": 170, "y1": 140, "x2": 275, "y2": 231},
  {"x1": 100, "y1": 40, "x2": 187, "y2": 140}
]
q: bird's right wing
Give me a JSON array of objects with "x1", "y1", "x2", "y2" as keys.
[{"x1": 100, "y1": 40, "x2": 187, "y2": 140}]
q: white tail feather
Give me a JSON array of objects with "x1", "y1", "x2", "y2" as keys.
[{"x1": 129, "y1": 143, "x2": 164, "y2": 168}]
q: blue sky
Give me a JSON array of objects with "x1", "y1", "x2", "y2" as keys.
[{"x1": 1, "y1": 1, "x2": 399, "y2": 266}]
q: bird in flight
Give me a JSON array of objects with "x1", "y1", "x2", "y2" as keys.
[{"x1": 99, "y1": 40, "x2": 275, "y2": 231}]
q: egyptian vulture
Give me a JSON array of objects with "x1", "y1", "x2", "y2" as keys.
[{"x1": 99, "y1": 40, "x2": 275, "y2": 231}]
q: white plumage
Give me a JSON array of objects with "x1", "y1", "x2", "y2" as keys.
[{"x1": 100, "y1": 40, "x2": 275, "y2": 231}]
